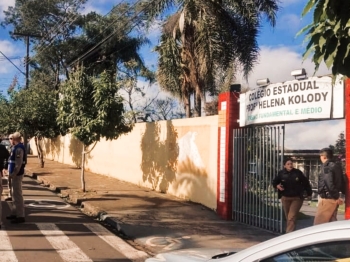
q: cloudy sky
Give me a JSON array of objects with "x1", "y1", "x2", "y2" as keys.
[{"x1": 0, "y1": 0, "x2": 345, "y2": 149}]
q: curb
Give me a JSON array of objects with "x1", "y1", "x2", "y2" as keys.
[
  {"x1": 25, "y1": 168, "x2": 125, "y2": 234},
  {"x1": 98, "y1": 211, "x2": 123, "y2": 233}
]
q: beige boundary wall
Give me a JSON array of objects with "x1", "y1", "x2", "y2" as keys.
[{"x1": 30, "y1": 116, "x2": 219, "y2": 209}]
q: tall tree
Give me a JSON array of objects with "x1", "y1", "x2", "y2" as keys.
[
  {"x1": 2, "y1": 1, "x2": 151, "y2": 87},
  {"x1": 151, "y1": 0, "x2": 279, "y2": 117},
  {"x1": 2, "y1": 0, "x2": 88, "y2": 88},
  {"x1": 299, "y1": 0, "x2": 350, "y2": 77},
  {"x1": 0, "y1": 77, "x2": 61, "y2": 167},
  {"x1": 73, "y1": 3, "x2": 150, "y2": 78},
  {"x1": 57, "y1": 66, "x2": 132, "y2": 192},
  {"x1": 329, "y1": 131, "x2": 346, "y2": 172},
  {"x1": 118, "y1": 59, "x2": 156, "y2": 123}
]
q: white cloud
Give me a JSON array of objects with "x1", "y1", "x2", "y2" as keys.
[
  {"x1": 146, "y1": 20, "x2": 162, "y2": 41},
  {"x1": 280, "y1": 0, "x2": 304, "y2": 7},
  {"x1": 285, "y1": 120, "x2": 344, "y2": 150},
  {"x1": 277, "y1": 14, "x2": 302, "y2": 33},
  {"x1": 243, "y1": 45, "x2": 330, "y2": 86},
  {"x1": 0, "y1": 40, "x2": 23, "y2": 74},
  {"x1": 0, "y1": 0, "x2": 14, "y2": 19},
  {"x1": 0, "y1": 39, "x2": 18, "y2": 56}
]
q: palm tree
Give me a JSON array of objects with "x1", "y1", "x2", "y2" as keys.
[{"x1": 150, "y1": 0, "x2": 279, "y2": 117}]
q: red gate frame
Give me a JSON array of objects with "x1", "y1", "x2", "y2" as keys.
[{"x1": 218, "y1": 80, "x2": 350, "y2": 220}]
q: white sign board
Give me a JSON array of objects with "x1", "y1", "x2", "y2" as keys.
[{"x1": 239, "y1": 76, "x2": 344, "y2": 127}]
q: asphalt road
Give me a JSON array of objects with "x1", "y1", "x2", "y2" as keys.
[{"x1": 0, "y1": 177, "x2": 147, "y2": 262}]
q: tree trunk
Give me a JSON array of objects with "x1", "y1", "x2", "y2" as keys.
[
  {"x1": 201, "y1": 91, "x2": 206, "y2": 116},
  {"x1": 34, "y1": 136, "x2": 44, "y2": 168},
  {"x1": 184, "y1": 93, "x2": 191, "y2": 118},
  {"x1": 195, "y1": 91, "x2": 201, "y2": 117},
  {"x1": 81, "y1": 144, "x2": 86, "y2": 192},
  {"x1": 23, "y1": 132, "x2": 28, "y2": 154}
]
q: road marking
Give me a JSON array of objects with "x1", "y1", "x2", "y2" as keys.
[
  {"x1": 84, "y1": 223, "x2": 148, "y2": 262},
  {"x1": 0, "y1": 230, "x2": 18, "y2": 262},
  {"x1": 36, "y1": 223, "x2": 92, "y2": 262},
  {"x1": 25, "y1": 199, "x2": 70, "y2": 209},
  {"x1": 145, "y1": 236, "x2": 182, "y2": 251}
]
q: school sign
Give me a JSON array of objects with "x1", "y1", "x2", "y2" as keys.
[{"x1": 239, "y1": 76, "x2": 345, "y2": 127}]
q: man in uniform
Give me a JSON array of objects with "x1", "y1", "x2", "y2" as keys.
[
  {"x1": 0, "y1": 138, "x2": 10, "y2": 229},
  {"x1": 6, "y1": 132, "x2": 26, "y2": 224},
  {"x1": 314, "y1": 148, "x2": 345, "y2": 225}
]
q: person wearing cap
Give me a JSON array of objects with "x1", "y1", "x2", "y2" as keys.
[
  {"x1": 6, "y1": 132, "x2": 26, "y2": 224},
  {"x1": 314, "y1": 148, "x2": 345, "y2": 225}
]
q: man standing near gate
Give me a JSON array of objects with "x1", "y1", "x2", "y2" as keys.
[
  {"x1": 6, "y1": 132, "x2": 26, "y2": 224},
  {"x1": 314, "y1": 148, "x2": 345, "y2": 225}
]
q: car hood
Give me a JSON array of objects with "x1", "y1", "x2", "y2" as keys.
[{"x1": 146, "y1": 248, "x2": 242, "y2": 262}]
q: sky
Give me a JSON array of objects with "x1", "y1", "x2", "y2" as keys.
[{"x1": 0, "y1": 0, "x2": 345, "y2": 149}]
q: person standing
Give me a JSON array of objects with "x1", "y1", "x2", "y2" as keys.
[
  {"x1": 4, "y1": 134, "x2": 13, "y2": 201},
  {"x1": 0, "y1": 139, "x2": 10, "y2": 229},
  {"x1": 6, "y1": 132, "x2": 26, "y2": 224},
  {"x1": 273, "y1": 158, "x2": 312, "y2": 233},
  {"x1": 314, "y1": 148, "x2": 345, "y2": 225}
]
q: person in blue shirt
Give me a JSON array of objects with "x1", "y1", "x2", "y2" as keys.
[{"x1": 6, "y1": 132, "x2": 26, "y2": 224}]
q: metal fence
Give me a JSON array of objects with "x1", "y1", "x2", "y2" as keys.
[{"x1": 232, "y1": 126, "x2": 285, "y2": 233}]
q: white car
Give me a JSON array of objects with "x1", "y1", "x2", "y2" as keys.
[{"x1": 146, "y1": 220, "x2": 350, "y2": 262}]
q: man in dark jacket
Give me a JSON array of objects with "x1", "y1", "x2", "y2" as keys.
[
  {"x1": 0, "y1": 139, "x2": 10, "y2": 229},
  {"x1": 314, "y1": 148, "x2": 345, "y2": 225}
]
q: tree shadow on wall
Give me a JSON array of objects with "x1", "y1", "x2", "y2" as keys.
[
  {"x1": 69, "y1": 136, "x2": 84, "y2": 168},
  {"x1": 140, "y1": 121, "x2": 179, "y2": 193},
  {"x1": 173, "y1": 151, "x2": 215, "y2": 207},
  {"x1": 69, "y1": 136, "x2": 93, "y2": 168},
  {"x1": 44, "y1": 137, "x2": 62, "y2": 160}
]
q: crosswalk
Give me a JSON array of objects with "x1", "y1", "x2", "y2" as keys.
[{"x1": 0, "y1": 223, "x2": 148, "y2": 262}]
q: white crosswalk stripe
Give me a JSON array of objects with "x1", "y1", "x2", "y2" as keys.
[
  {"x1": 0, "y1": 223, "x2": 145, "y2": 262},
  {"x1": 84, "y1": 223, "x2": 148, "y2": 262},
  {"x1": 36, "y1": 223, "x2": 93, "y2": 262},
  {"x1": 0, "y1": 230, "x2": 18, "y2": 262}
]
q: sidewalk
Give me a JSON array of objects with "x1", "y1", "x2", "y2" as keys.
[{"x1": 24, "y1": 155, "x2": 325, "y2": 256}]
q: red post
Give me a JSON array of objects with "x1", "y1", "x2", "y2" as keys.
[
  {"x1": 345, "y1": 79, "x2": 350, "y2": 219},
  {"x1": 217, "y1": 91, "x2": 240, "y2": 220}
]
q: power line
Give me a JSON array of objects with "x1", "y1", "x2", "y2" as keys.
[
  {"x1": 29, "y1": 0, "x2": 129, "y2": 65},
  {"x1": 66, "y1": 0, "x2": 134, "y2": 65},
  {"x1": 0, "y1": 51, "x2": 25, "y2": 75},
  {"x1": 0, "y1": 56, "x2": 21, "y2": 60},
  {"x1": 69, "y1": 0, "x2": 153, "y2": 66},
  {"x1": 27, "y1": 1, "x2": 86, "y2": 65}
]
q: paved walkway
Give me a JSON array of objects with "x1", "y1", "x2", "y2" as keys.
[{"x1": 22, "y1": 155, "x2": 344, "y2": 256}]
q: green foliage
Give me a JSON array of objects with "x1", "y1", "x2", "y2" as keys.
[
  {"x1": 2, "y1": 0, "x2": 88, "y2": 88},
  {"x1": 57, "y1": 67, "x2": 133, "y2": 146},
  {"x1": 299, "y1": 0, "x2": 350, "y2": 77},
  {"x1": 2, "y1": 0, "x2": 150, "y2": 88},
  {"x1": 329, "y1": 131, "x2": 346, "y2": 159},
  {"x1": 152, "y1": 0, "x2": 279, "y2": 117},
  {"x1": 0, "y1": 79, "x2": 61, "y2": 138}
]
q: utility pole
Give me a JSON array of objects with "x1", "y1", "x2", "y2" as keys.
[
  {"x1": 12, "y1": 32, "x2": 42, "y2": 150},
  {"x1": 12, "y1": 32, "x2": 42, "y2": 89}
]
